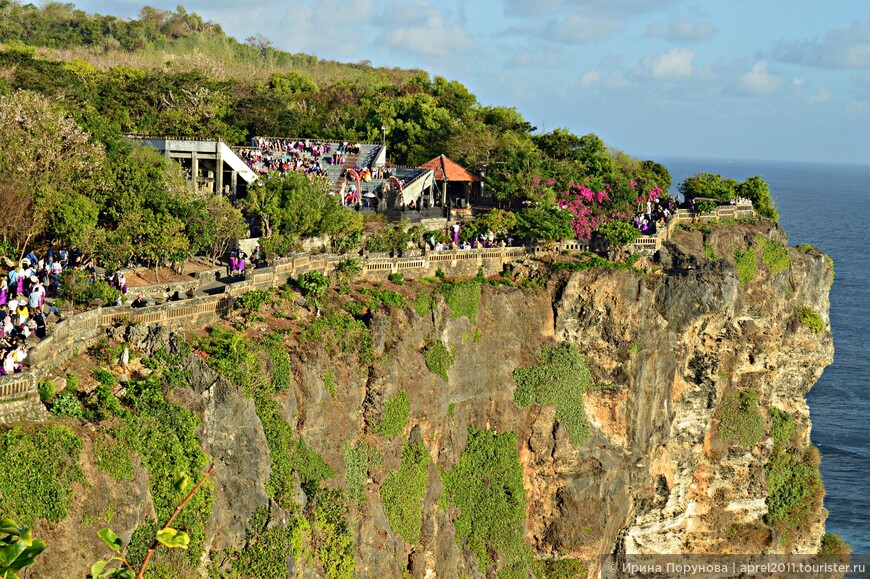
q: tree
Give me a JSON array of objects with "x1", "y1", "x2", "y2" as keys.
[
  {"x1": 204, "y1": 195, "x2": 246, "y2": 262},
  {"x1": 513, "y1": 206, "x2": 574, "y2": 244},
  {"x1": 533, "y1": 128, "x2": 584, "y2": 162},
  {"x1": 49, "y1": 193, "x2": 99, "y2": 248},
  {"x1": 737, "y1": 175, "x2": 778, "y2": 220},
  {"x1": 597, "y1": 220, "x2": 640, "y2": 248},
  {"x1": 0, "y1": 90, "x2": 105, "y2": 256},
  {"x1": 678, "y1": 172, "x2": 737, "y2": 202}
]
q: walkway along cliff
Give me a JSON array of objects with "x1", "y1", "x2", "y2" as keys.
[{"x1": 0, "y1": 219, "x2": 837, "y2": 578}]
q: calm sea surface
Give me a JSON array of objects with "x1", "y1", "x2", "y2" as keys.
[{"x1": 659, "y1": 157, "x2": 870, "y2": 553}]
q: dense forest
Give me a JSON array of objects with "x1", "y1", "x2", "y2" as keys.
[{"x1": 0, "y1": 2, "x2": 775, "y2": 269}]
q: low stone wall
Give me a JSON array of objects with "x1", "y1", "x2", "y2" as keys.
[{"x1": 630, "y1": 205, "x2": 756, "y2": 253}]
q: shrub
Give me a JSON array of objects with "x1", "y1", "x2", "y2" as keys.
[
  {"x1": 696, "y1": 200, "x2": 717, "y2": 213},
  {"x1": 734, "y1": 247, "x2": 756, "y2": 284},
  {"x1": 413, "y1": 293, "x2": 434, "y2": 317},
  {"x1": 311, "y1": 488, "x2": 355, "y2": 579},
  {"x1": 334, "y1": 257, "x2": 362, "y2": 283},
  {"x1": 532, "y1": 558, "x2": 586, "y2": 579},
  {"x1": 38, "y1": 380, "x2": 56, "y2": 402},
  {"x1": 234, "y1": 289, "x2": 271, "y2": 312},
  {"x1": 381, "y1": 440, "x2": 430, "y2": 544},
  {"x1": 820, "y1": 532, "x2": 851, "y2": 555},
  {"x1": 0, "y1": 424, "x2": 84, "y2": 526},
  {"x1": 513, "y1": 342, "x2": 594, "y2": 445},
  {"x1": 377, "y1": 391, "x2": 410, "y2": 437},
  {"x1": 717, "y1": 388, "x2": 765, "y2": 447},
  {"x1": 221, "y1": 506, "x2": 306, "y2": 578},
  {"x1": 757, "y1": 235, "x2": 791, "y2": 274},
  {"x1": 300, "y1": 310, "x2": 374, "y2": 364},
  {"x1": 93, "y1": 435, "x2": 136, "y2": 482},
  {"x1": 423, "y1": 341, "x2": 454, "y2": 382},
  {"x1": 441, "y1": 280, "x2": 481, "y2": 321},
  {"x1": 598, "y1": 220, "x2": 640, "y2": 248},
  {"x1": 764, "y1": 451, "x2": 821, "y2": 527},
  {"x1": 441, "y1": 428, "x2": 531, "y2": 576},
  {"x1": 796, "y1": 306, "x2": 824, "y2": 333},
  {"x1": 770, "y1": 408, "x2": 795, "y2": 450},
  {"x1": 50, "y1": 390, "x2": 86, "y2": 419},
  {"x1": 343, "y1": 441, "x2": 370, "y2": 503},
  {"x1": 387, "y1": 272, "x2": 404, "y2": 285},
  {"x1": 435, "y1": 268, "x2": 445, "y2": 278},
  {"x1": 703, "y1": 242, "x2": 719, "y2": 261}
]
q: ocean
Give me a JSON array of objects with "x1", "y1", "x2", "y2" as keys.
[{"x1": 659, "y1": 157, "x2": 870, "y2": 554}]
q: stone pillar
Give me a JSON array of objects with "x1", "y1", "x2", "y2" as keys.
[
  {"x1": 215, "y1": 146, "x2": 224, "y2": 195},
  {"x1": 231, "y1": 170, "x2": 238, "y2": 200}
]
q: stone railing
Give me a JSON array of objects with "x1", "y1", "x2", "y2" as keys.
[{"x1": 630, "y1": 204, "x2": 756, "y2": 253}]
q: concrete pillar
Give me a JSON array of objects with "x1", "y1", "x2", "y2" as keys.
[
  {"x1": 231, "y1": 170, "x2": 238, "y2": 200},
  {"x1": 215, "y1": 146, "x2": 224, "y2": 195},
  {"x1": 191, "y1": 152, "x2": 199, "y2": 189}
]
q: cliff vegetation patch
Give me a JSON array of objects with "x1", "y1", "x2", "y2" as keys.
[
  {"x1": 441, "y1": 280, "x2": 482, "y2": 321},
  {"x1": 796, "y1": 306, "x2": 824, "y2": 333},
  {"x1": 377, "y1": 391, "x2": 410, "y2": 437},
  {"x1": 380, "y1": 440, "x2": 431, "y2": 545},
  {"x1": 0, "y1": 424, "x2": 84, "y2": 527},
  {"x1": 734, "y1": 246, "x2": 757, "y2": 284},
  {"x1": 716, "y1": 388, "x2": 765, "y2": 447},
  {"x1": 756, "y1": 235, "x2": 791, "y2": 275},
  {"x1": 513, "y1": 342, "x2": 594, "y2": 445},
  {"x1": 343, "y1": 440, "x2": 371, "y2": 504},
  {"x1": 216, "y1": 505, "x2": 307, "y2": 578},
  {"x1": 424, "y1": 340, "x2": 454, "y2": 382},
  {"x1": 442, "y1": 428, "x2": 531, "y2": 577}
]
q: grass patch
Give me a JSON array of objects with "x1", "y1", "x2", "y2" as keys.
[
  {"x1": 300, "y1": 310, "x2": 374, "y2": 363},
  {"x1": 93, "y1": 433, "x2": 136, "y2": 482},
  {"x1": 756, "y1": 234, "x2": 791, "y2": 274},
  {"x1": 441, "y1": 280, "x2": 482, "y2": 321},
  {"x1": 796, "y1": 306, "x2": 824, "y2": 333},
  {"x1": 770, "y1": 408, "x2": 795, "y2": 450},
  {"x1": 380, "y1": 440, "x2": 430, "y2": 545},
  {"x1": 704, "y1": 241, "x2": 719, "y2": 261},
  {"x1": 820, "y1": 532, "x2": 851, "y2": 555},
  {"x1": 717, "y1": 388, "x2": 765, "y2": 447},
  {"x1": 311, "y1": 488, "x2": 355, "y2": 579},
  {"x1": 219, "y1": 505, "x2": 307, "y2": 578},
  {"x1": 377, "y1": 391, "x2": 410, "y2": 437},
  {"x1": 734, "y1": 246, "x2": 757, "y2": 284},
  {"x1": 413, "y1": 293, "x2": 434, "y2": 317},
  {"x1": 764, "y1": 448, "x2": 822, "y2": 531},
  {"x1": 424, "y1": 340, "x2": 454, "y2": 382},
  {"x1": 324, "y1": 366, "x2": 336, "y2": 397},
  {"x1": 513, "y1": 342, "x2": 595, "y2": 445},
  {"x1": 0, "y1": 424, "x2": 84, "y2": 527},
  {"x1": 442, "y1": 428, "x2": 531, "y2": 577},
  {"x1": 343, "y1": 440, "x2": 370, "y2": 504},
  {"x1": 531, "y1": 558, "x2": 585, "y2": 579}
]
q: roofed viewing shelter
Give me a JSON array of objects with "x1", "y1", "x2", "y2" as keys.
[{"x1": 419, "y1": 154, "x2": 481, "y2": 209}]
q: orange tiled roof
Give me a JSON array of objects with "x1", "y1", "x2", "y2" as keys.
[{"x1": 419, "y1": 155, "x2": 481, "y2": 182}]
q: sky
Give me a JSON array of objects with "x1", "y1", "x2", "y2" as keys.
[{"x1": 74, "y1": 0, "x2": 870, "y2": 165}]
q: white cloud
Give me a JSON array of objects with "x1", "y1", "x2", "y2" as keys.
[
  {"x1": 809, "y1": 86, "x2": 832, "y2": 104},
  {"x1": 580, "y1": 70, "x2": 601, "y2": 85},
  {"x1": 772, "y1": 17, "x2": 870, "y2": 69},
  {"x1": 792, "y1": 78, "x2": 806, "y2": 87},
  {"x1": 646, "y1": 16, "x2": 716, "y2": 42},
  {"x1": 739, "y1": 60, "x2": 779, "y2": 94},
  {"x1": 638, "y1": 48, "x2": 695, "y2": 79},
  {"x1": 373, "y1": 0, "x2": 473, "y2": 58}
]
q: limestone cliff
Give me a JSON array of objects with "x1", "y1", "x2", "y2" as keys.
[{"x1": 24, "y1": 221, "x2": 833, "y2": 578}]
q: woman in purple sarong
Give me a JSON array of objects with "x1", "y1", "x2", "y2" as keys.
[
  {"x1": 0, "y1": 279, "x2": 7, "y2": 308},
  {"x1": 229, "y1": 249, "x2": 238, "y2": 274},
  {"x1": 238, "y1": 250, "x2": 247, "y2": 275}
]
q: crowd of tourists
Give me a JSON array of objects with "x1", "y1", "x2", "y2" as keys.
[
  {"x1": 634, "y1": 198, "x2": 677, "y2": 235},
  {"x1": 241, "y1": 139, "x2": 368, "y2": 178}
]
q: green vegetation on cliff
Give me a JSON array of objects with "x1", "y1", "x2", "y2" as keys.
[
  {"x1": 717, "y1": 388, "x2": 765, "y2": 448},
  {"x1": 0, "y1": 424, "x2": 83, "y2": 527},
  {"x1": 424, "y1": 340, "x2": 454, "y2": 382},
  {"x1": 513, "y1": 342, "x2": 595, "y2": 445},
  {"x1": 377, "y1": 391, "x2": 410, "y2": 437},
  {"x1": 442, "y1": 428, "x2": 530, "y2": 577},
  {"x1": 381, "y1": 440, "x2": 431, "y2": 545}
]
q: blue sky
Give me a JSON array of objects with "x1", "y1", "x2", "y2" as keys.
[{"x1": 77, "y1": 1, "x2": 870, "y2": 165}]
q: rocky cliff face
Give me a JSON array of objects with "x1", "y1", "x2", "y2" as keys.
[{"x1": 27, "y1": 221, "x2": 834, "y2": 578}]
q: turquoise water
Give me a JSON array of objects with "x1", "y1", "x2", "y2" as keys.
[{"x1": 660, "y1": 157, "x2": 870, "y2": 553}]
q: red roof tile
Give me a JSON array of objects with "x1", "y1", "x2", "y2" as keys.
[{"x1": 419, "y1": 155, "x2": 481, "y2": 182}]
